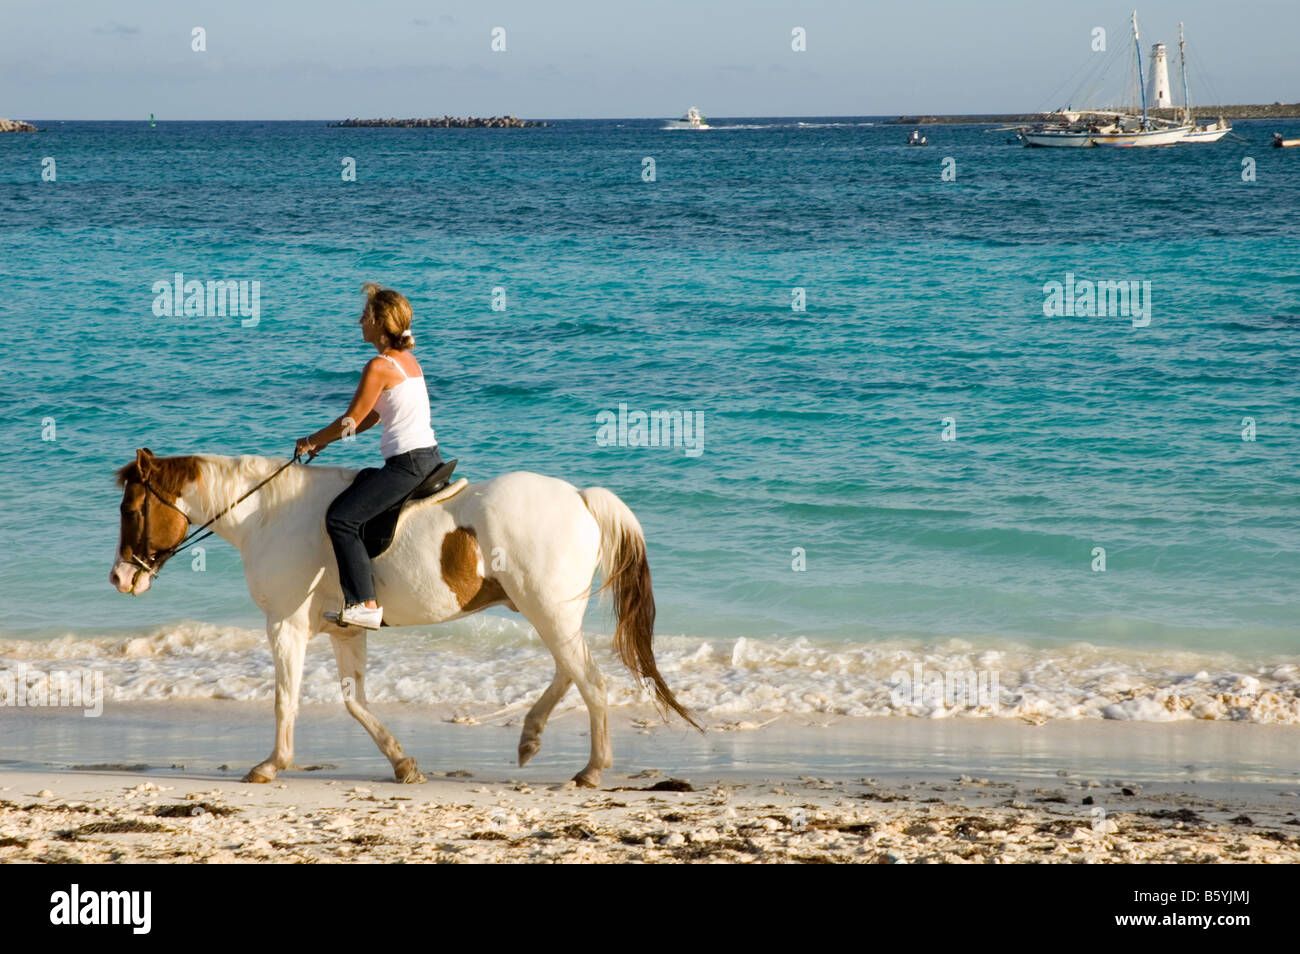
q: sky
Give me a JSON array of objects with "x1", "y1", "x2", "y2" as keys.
[{"x1": 1, "y1": 0, "x2": 1295, "y2": 120}]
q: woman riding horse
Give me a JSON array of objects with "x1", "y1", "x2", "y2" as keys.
[{"x1": 295, "y1": 283, "x2": 441, "y2": 630}]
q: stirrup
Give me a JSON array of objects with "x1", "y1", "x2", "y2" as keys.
[{"x1": 326, "y1": 604, "x2": 384, "y2": 629}]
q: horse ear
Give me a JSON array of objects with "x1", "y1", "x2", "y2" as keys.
[{"x1": 136, "y1": 447, "x2": 155, "y2": 478}]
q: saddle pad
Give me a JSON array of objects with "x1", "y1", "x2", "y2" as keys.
[
  {"x1": 421, "y1": 477, "x2": 468, "y2": 507},
  {"x1": 359, "y1": 477, "x2": 468, "y2": 559}
]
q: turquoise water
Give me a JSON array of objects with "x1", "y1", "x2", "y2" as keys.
[{"x1": 1, "y1": 118, "x2": 1297, "y2": 664}]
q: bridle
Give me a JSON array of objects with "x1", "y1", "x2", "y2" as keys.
[{"x1": 127, "y1": 452, "x2": 306, "y2": 580}]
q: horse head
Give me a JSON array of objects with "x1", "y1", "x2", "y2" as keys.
[{"x1": 109, "y1": 448, "x2": 201, "y2": 595}]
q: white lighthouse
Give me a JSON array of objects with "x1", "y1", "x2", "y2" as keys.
[{"x1": 1146, "y1": 42, "x2": 1172, "y2": 109}]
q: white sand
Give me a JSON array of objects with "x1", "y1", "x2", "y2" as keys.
[{"x1": 3, "y1": 768, "x2": 1299, "y2": 864}]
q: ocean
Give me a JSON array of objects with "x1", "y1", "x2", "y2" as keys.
[{"x1": 1, "y1": 117, "x2": 1297, "y2": 724}]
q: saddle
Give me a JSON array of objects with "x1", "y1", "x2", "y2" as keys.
[{"x1": 359, "y1": 458, "x2": 465, "y2": 558}]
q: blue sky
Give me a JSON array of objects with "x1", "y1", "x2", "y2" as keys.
[{"x1": 2, "y1": 0, "x2": 1294, "y2": 119}]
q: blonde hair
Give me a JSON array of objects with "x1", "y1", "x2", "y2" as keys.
[{"x1": 361, "y1": 282, "x2": 415, "y2": 351}]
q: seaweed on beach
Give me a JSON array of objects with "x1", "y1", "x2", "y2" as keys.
[
  {"x1": 57, "y1": 819, "x2": 168, "y2": 840},
  {"x1": 72, "y1": 763, "x2": 150, "y2": 772},
  {"x1": 2, "y1": 799, "x2": 102, "y2": 815},
  {"x1": 606, "y1": 778, "x2": 694, "y2": 792},
  {"x1": 953, "y1": 816, "x2": 1009, "y2": 839},
  {"x1": 1143, "y1": 808, "x2": 1206, "y2": 824},
  {"x1": 1260, "y1": 831, "x2": 1299, "y2": 844},
  {"x1": 903, "y1": 822, "x2": 939, "y2": 837},
  {"x1": 668, "y1": 837, "x2": 763, "y2": 860},
  {"x1": 153, "y1": 802, "x2": 237, "y2": 817},
  {"x1": 1035, "y1": 820, "x2": 1082, "y2": 837},
  {"x1": 836, "y1": 822, "x2": 875, "y2": 835}
]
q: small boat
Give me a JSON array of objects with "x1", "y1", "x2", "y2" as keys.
[
  {"x1": 1018, "y1": 118, "x2": 1094, "y2": 148},
  {"x1": 1181, "y1": 118, "x2": 1230, "y2": 143},
  {"x1": 663, "y1": 107, "x2": 709, "y2": 130},
  {"x1": 906, "y1": 129, "x2": 928, "y2": 146},
  {"x1": 1274, "y1": 133, "x2": 1300, "y2": 148}
]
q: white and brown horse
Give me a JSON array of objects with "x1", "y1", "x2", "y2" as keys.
[{"x1": 110, "y1": 448, "x2": 697, "y2": 786}]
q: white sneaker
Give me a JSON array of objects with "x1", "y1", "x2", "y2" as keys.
[{"x1": 339, "y1": 603, "x2": 384, "y2": 629}]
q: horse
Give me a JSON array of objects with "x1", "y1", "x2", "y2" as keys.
[{"x1": 109, "y1": 448, "x2": 699, "y2": 787}]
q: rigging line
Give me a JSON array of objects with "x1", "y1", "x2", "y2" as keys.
[
  {"x1": 1186, "y1": 47, "x2": 1228, "y2": 111},
  {"x1": 1035, "y1": 26, "x2": 1125, "y2": 114}
]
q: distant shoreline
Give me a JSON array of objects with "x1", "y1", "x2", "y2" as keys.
[
  {"x1": 885, "y1": 103, "x2": 1300, "y2": 124},
  {"x1": 329, "y1": 115, "x2": 547, "y2": 128},
  {"x1": 5, "y1": 107, "x2": 1299, "y2": 127}
]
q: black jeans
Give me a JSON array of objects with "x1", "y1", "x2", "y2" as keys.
[{"x1": 326, "y1": 445, "x2": 442, "y2": 606}]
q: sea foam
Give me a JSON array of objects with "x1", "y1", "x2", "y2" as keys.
[{"x1": 2, "y1": 621, "x2": 1297, "y2": 725}]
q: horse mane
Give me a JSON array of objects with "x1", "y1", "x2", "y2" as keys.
[
  {"x1": 114, "y1": 455, "x2": 204, "y2": 496},
  {"x1": 116, "y1": 453, "x2": 354, "y2": 516},
  {"x1": 189, "y1": 454, "x2": 354, "y2": 517}
]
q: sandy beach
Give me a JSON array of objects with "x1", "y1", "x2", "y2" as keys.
[
  {"x1": 5, "y1": 769, "x2": 1299, "y2": 864},
  {"x1": 3, "y1": 703, "x2": 1299, "y2": 863}
]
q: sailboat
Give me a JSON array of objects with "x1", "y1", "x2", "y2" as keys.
[
  {"x1": 1018, "y1": 11, "x2": 1191, "y2": 147},
  {"x1": 1175, "y1": 23, "x2": 1231, "y2": 143}
]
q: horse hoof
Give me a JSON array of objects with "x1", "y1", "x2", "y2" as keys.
[
  {"x1": 394, "y1": 757, "x2": 423, "y2": 784},
  {"x1": 571, "y1": 771, "x2": 600, "y2": 789},
  {"x1": 518, "y1": 737, "x2": 541, "y2": 767},
  {"x1": 243, "y1": 766, "x2": 275, "y2": 784}
]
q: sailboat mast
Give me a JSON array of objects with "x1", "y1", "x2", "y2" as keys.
[
  {"x1": 1133, "y1": 10, "x2": 1148, "y2": 126},
  {"x1": 1179, "y1": 22, "x2": 1191, "y2": 123}
]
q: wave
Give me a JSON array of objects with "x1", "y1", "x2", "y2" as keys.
[{"x1": 2, "y1": 621, "x2": 1297, "y2": 725}]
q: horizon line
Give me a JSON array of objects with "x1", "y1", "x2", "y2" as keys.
[{"x1": 11, "y1": 103, "x2": 1299, "y2": 124}]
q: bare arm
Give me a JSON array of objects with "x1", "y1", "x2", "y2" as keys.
[{"x1": 295, "y1": 360, "x2": 392, "y2": 457}]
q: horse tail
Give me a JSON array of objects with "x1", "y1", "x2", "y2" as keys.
[{"x1": 579, "y1": 487, "x2": 701, "y2": 731}]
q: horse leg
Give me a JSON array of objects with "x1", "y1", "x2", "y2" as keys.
[
  {"x1": 525, "y1": 607, "x2": 611, "y2": 787},
  {"x1": 517, "y1": 670, "x2": 572, "y2": 767},
  {"x1": 329, "y1": 629, "x2": 422, "y2": 783},
  {"x1": 244, "y1": 617, "x2": 308, "y2": 783}
]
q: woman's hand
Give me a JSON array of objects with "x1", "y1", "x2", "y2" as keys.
[{"x1": 295, "y1": 437, "x2": 320, "y2": 459}]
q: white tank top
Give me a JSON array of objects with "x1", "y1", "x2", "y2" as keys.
[{"x1": 374, "y1": 354, "x2": 437, "y2": 459}]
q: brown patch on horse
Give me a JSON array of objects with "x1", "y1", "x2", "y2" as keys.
[
  {"x1": 441, "y1": 526, "x2": 508, "y2": 611},
  {"x1": 115, "y1": 448, "x2": 203, "y2": 497},
  {"x1": 113, "y1": 449, "x2": 205, "y2": 563}
]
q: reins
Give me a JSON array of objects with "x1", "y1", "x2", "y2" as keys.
[{"x1": 132, "y1": 452, "x2": 308, "y2": 577}]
